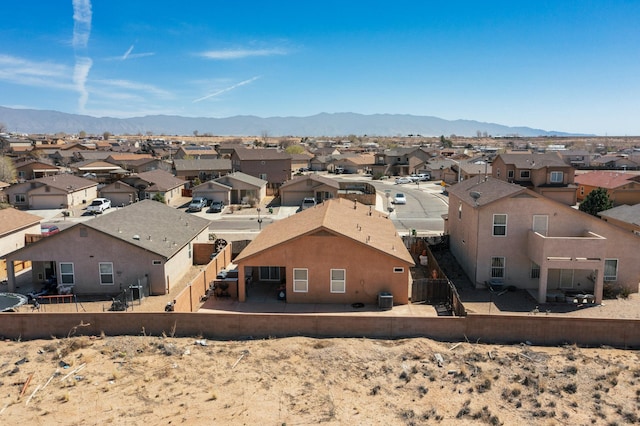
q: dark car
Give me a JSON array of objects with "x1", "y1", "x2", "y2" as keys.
[{"x1": 208, "y1": 200, "x2": 225, "y2": 213}]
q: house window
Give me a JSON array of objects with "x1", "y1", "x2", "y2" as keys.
[
  {"x1": 530, "y1": 262, "x2": 540, "y2": 279},
  {"x1": 550, "y1": 171, "x2": 563, "y2": 183},
  {"x1": 330, "y1": 269, "x2": 346, "y2": 293},
  {"x1": 496, "y1": 169, "x2": 501, "y2": 177},
  {"x1": 99, "y1": 262, "x2": 114, "y2": 285},
  {"x1": 393, "y1": 267, "x2": 404, "y2": 273},
  {"x1": 152, "y1": 260, "x2": 162, "y2": 265},
  {"x1": 532, "y1": 215, "x2": 548, "y2": 236},
  {"x1": 507, "y1": 170, "x2": 514, "y2": 179},
  {"x1": 293, "y1": 268, "x2": 308, "y2": 292},
  {"x1": 188, "y1": 242, "x2": 192, "y2": 259},
  {"x1": 259, "y1": 173, "x2": 268, "y2": 180},
  {"x1": 259, "y1": 266, "x2": 280, "y2": 281},
  {"x1": 520, "y1": 170, "x2": 531, "y2": 179},
  {"x1": 491, "y1": 257, "x2": 505, "y2": 278},
  {"x1": 492, "y1": 214, "x2": 507, "y2": 236},
  {"x1": 18, "y1": 171, "x2": 26, "y2": 179},
  {"x1": 604, "y1": 259, "x2": 618, "y2": 281},
  {"x1": 59, "y1": 262, "x2": 75, "y2": 285},
  {"x1": 458, "y1": 203, "x2": 462, "y2": 220},
  {"x1": 580, "y1": 186, "x2": 584, "y2": 196},
  {"x1": 14, "y1": 194, "x2": 26, "y2": 203}
]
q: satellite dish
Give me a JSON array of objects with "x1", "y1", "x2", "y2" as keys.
[{"x1": 469, "y1": 191, "x2": 481, "y2": 206}]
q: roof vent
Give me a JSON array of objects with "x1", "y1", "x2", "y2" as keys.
[{"x1": 133, "y1": 234, "x2": 140, "y2": 240}]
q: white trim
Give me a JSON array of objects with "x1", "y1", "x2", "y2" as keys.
[
  {"x1": 492, "y1": 214, "x2": 507, "y2": 237},
  {"x1": 59, "y1": 262, "x2": 75, "y2": 286},
  {"x1": 330, "y1": 269, "x2": 346, "y2": 293},
  {"x1": 99, "y1": 262, "x2": 114, "y2": 285},
  {"x1": 393, "y1": 267, "x2": 404, "y2": 273},
  {"x1": 293, "y1": 268, "x2": 308, "y2": 293},
  {"x1": 604, "y1": 259, "x2": 618, "y2": 281}
]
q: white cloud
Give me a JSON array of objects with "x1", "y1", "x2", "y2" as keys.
[
  {"x1": 72, "y1": 0, "x2": 92, "y2": 49},
  {"x1": 199, "y1": 48, "x2": 287, "y2": 60},
  {"x1": 93, "y1": 78, "x2": 172, "y2": 98},
  {"x1": 193, "y1": 76, "x2": 260, "y2": 103},
  {"x1": 73, "y1": 57, "x2": 92, "y2": 112},
  {"x1": 0, "y1": 54, "x2": 72, "y2": 89}
]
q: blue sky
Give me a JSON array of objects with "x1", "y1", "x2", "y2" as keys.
[{"x1": 1, "y1": 0, "x2": 639, "y2": 135}]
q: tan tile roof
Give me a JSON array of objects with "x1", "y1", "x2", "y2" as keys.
[
  {"x1": 235, "y1": 198, "x2": 414, "y2": 265},
  {"x1": 107, "y1": 153, "x2": 153, "y2": 161},
  {"x1": 0, "y1": 209, "x2": 41, "y2": 237},
  {"x1": 574, "y1": 171, "x2": 637, "y2": 189}
]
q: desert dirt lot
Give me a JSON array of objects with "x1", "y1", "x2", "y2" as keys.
[{"x1": 0, "y1": 335, "x2": 639, "y2": 425}]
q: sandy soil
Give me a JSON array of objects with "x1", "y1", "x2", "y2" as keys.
[{"x1": 1, "y1": 335, "x2": 638, "y2": 425}]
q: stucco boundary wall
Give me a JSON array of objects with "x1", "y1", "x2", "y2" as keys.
[{"x1": 1, "y1": 313, "x2": 639, "y2": 348}]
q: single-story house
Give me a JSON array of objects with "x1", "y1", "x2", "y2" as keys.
[
  {"x1": 173, "y1": 158, "x2": 232, "y2": 182},
  {"x1": 4, "y1": 200, "x2": 211, "y2": 296},
  {"x1": 234, "y1": 198, "x2": 415, "y2": 305},
  {"x1": 191, "y1": 180, "x2": 233, "y2": 204},
  {"x1": 14, "y1": 160, "x2": 62, "y2": 180},
  {"x1": 99, "y1": 181, "x2": 139, "y2": 207},
  {"x1": 598, "y1": 204, "x2": 640, "y2": 235},
  {"x1": 279, "y1": 174, "x2": 339, "y2": 206},
  {"x1": 214, "y1": 172, "x2": 267, "y2": 205},
  {"x1": 4, "y1": 174, "x2": 98, "y2": 209},
  {"x1": 121, "y1": 170, "x2": 186, "y2": 205}
]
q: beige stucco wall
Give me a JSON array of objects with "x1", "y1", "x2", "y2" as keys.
[
  {"x1": 449, "y1": 192, "x2": 640, "y2": 294},
  {"x1": 162, "y1": 227, "x2": 210, "y2": 295},
  {"x1": 237, "y1": 234, "x2": 412, "y2": 305}
]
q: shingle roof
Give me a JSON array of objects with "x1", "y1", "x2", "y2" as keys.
[
  {"x1": 598, "y1": 204, "x2": 640, "y2": 226},
  {"x1": 280, "y1": 174, "x2": 339, "y2": 189},
  {"x1": 34, "y1": 174, "x2": 97, "y2": 191},
  {"x1": 135, "y1": 170, "x2": 185, "y2": 191},
  {"x1": 83, "y1": 200, "x2": 210, "y2": 258},
  {"x1": 0, "y1": 209, "x2": 41, "y2": 237},
  {"x1": 215, "y1": 172, "x2": 267, "y2": 187},
  {"x1": 447, "y1": 176, "x2": 527, "y2": 207},
  {"x1": 173, "y1": 158, "x2": 231, "y2": 171},
  {"x1": 574, "y1": 171, "x2": 636, "y2": 189},
  {"x1": 235, "y1": 198, "x2": 414, "y2": 264},
  {"x1": 497, "y1": 152, "x2": 567, "y2": 169},
  {"x1": 233, "y1": 147, "x2": 291, "y2": 160}
]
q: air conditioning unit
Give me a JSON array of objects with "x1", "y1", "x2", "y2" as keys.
[{"x1": 378, "y1": 292, "x2": 393, "y2": 310}]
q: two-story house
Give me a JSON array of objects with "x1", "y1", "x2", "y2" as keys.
[
  {"x1": 372, "y1": 147, "x2": 431, "y2": 177},
  {"x1": 491, "y1": 152, "x2": 577, "y2": 206},
  {"x1": 445, "y1": 176, "x2": 640, "y2": 304},
  {"x1": 230, "y1": 147, "x2": 291, "y2": 195},
  {"x1": 574, "y1": 171, "x2": 640, "y2": 206}
]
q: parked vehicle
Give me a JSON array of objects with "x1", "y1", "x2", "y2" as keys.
[
  {"x1": 395, "y1": 177, "x2": 412, "y2": 184},
  {"x1": 418, "y1": 173, "x2": 431, "y2": 181},
  {"x1": 301, "y1": 197, "x2": 317, "y2": 210},
  {"x1": 393, "y1": 193, "x2": 407, "y2": 204},
  {"x1": 334, "y1": 166, "x2": 344, "y2": 174},
  {"x1": 86, "y1": 198, "x2": 111, "y2": 214},
  {"x1": 208, "y1": 200, "x2": 225, "y2": 213},
  {"x1": 409, "y1": 174, "x2": 421, "y2": 182},
  {"x1": 187, "y1": 196, "x2": 208, "y2": 212},
  {"x1": 40, "y1": 224, "x2": 60, "y2": 236}
]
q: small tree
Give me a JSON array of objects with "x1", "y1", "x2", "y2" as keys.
[
  {"x1": 579, "y1": 187, "x2": 613, "y2": 216},
  {"x1": 0, "y1": 156, "x2": 17, "y2": 183},
  {"x1": 152, "y1": 193, "x2": 165, "y2": 203},
  {"x1": 103, "y1": 131, "x2": 111, "y2": 141}
]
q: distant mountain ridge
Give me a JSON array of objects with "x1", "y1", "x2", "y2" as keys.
[{"x1": 0, "y1": 106, "x2": 587, "y2": 137}]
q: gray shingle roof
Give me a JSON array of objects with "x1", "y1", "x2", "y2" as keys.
[
  {"x1": 233, "y1": 147, "x2": 292, "y2": 160},
  {"x1": 84, "y1": 200, "x2": 210, "y2": 258},
  {"x1": 497, "y1": 152, "x2": 568, "y2": 169},
  {"x1": 447, "y1": 176, "x2": 527, "y2": 207},
  {"x1": 173, "y1": 158, "x2": 231, "y2": 171},
  {"x1": 598, "y1": 204, "x2": 640, "y2": 226},
  {"x1": 35, "y1": 174, "x2": 97, "y2": 191}
]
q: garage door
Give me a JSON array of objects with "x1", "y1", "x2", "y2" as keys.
[{"x1": 30, "y1": 194, "x2": 67, "y2": 209}]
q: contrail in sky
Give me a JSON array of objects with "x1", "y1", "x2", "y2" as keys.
[
  {"x1": 193, "y1": 76, "x2": 260, "y2": 103},
  {"x1": 72, "y1": 0, "x2": 92, "y2": 112}
]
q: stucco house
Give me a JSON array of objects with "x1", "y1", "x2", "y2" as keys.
[
  {"x1": 121, "y1": 170, "x2": 186, "y2": 205},
  {"x1": 4, "y1": 174, "x2": 98, "y2": 209},
  {"x1": 279, "y1": 174, "x2": 339, "y2": 206},
  {"x1": 191, "y1": 180, "x2": 233, "y2": 205},
  {"x1": 5, "y1": 200, "x2": 211, "y2": 296},
  {"x1": 234, "y1": 198, "x2": 415, "y2": 305},
  {"x1": 598, "y1": 204, "x2": 640, "y2": 235},
  {"x1": 14, "y1": 159, "x2": 62, "y2": 180},
  {"x1": 574, "y1": 171, "x2": 640, "y2": 206},
  {"x1": 0, "y1": 209, "x2": 41, "y2": 280},
  {"x1": 230, "y1": 147, "x2": 291, "y2": 194},
  {"x1": 99, "y1": 180, "x2": 139, "y2": 207},
  {"x1": 173, "y1": 158, "x2": 232, "y2": 182},
  {"x1": 213, "y1": 172, "x2": 267, "y2": 205},
  {"x1": 445, "y1": 176, "x2": 640, "y2": 304}
]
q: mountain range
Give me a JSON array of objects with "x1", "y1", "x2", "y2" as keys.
[{"x1": 0, "y1": 106, "x2": 586, "y2": 138}]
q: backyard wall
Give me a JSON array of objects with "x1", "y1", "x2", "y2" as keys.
[{"x1": 0, "y1": 312, "x2": 638, "y2": 348}]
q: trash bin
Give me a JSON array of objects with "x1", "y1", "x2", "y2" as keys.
[{"x1": 378, "y1": 292, "x2": 393, "y2": 310}]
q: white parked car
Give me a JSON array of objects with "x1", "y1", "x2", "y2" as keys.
[
  {"x1": 300, "y1": 197, "x2": 317, "y2": 210},
  {"x1": 395, "y1": 177, "x2": 412, "y2": 184},
  {"x1": 393, "y1": 193, "x2": 407, "y2": 204},
  {"x1": 86, "y1": 198, "x2": 111, "y2": 214}
]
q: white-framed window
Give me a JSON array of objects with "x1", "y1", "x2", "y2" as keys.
[
  {"x1": 550, "y1": 171, "x2": 563, "y2": 183},
  {"x1": 59, "y1": 262, "x2": 75, "y2": 285},
  {"x1": 14, "y1": 194, "x2": 26, "y2": 203},
  {"x1": 530, "y1": 262, "x2": 540, "y2": 279},
  {"x1": 99, "y1": 262, "x2": 114, "y2": 285},
  {"x1": 458, "y1": 203, "x2": 462, "y2": 219},
  {"x1": 580, "y1": 186, "x2": 584, "y2": 196},
  {"x1": 259, "y1": 173, "x2": 268, "y2": 180},
  {"x1": 604, "y1": 259, "x2": 618, "y2": 281},
  {"x1": 507, "y1": 170, "x2": 514, "y2": 179},
  {"x1": 293, "y1": 268, "x2": 308, "y2": 292},
  {"x1": 393, "y1": 267, "x2": 405, "y2": 273},
  {"x1": 492, "y1": 214, "x2": 507, "y2": 236},
  {"x1": 18, "y1": 170, "x2": 26, "y2": 179},
  {"x1": 152, "y1": 260, "x2": 162, "y2": 265},
  {"x1": 259, "y1": 266, "x2": 280, "y2": 281},
  {"x1": 532, "y1": 215, "x2": 548, "y2": 236},
  {"x1": 491, "y1": 257, "x2": 505, "y2": 278},
  {"x1": 520, "y1": 170, "x2": 531, "y2": 179},
  {"x1": 330, "y1": 269, "x2": 346, "y2": 293}
]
